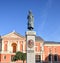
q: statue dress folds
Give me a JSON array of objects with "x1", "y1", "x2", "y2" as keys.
[{"x1": 27, "y1": 10, "x2": 34, "y2": 30}]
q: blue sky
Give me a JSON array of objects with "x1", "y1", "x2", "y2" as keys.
[{"x1": 0, "y1": 0, "x2": 60, "y2": 42}]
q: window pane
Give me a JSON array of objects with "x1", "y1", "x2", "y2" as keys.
[
  {"x1": 35, "y1": 55, "x2": 41, "y2": 62},
  {"x1": 54, "y1": 55, "x2": 57, "y2": 61},
  {"x1": 49, "y1": 54, "x2": 52, "y2": 61}
]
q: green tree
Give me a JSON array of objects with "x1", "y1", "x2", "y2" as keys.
[
  {"x1": 21, "y1": 53, "x2": 26, "y2": 63},
  {"x1": 13, "y1": 51, "x2": 22, "y2": 61},
  {"x1": 13, "y1": 51, "x2": 26, "y2": 63}
]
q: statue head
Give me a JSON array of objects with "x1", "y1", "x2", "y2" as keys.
[{"x1": 29, "y1": 10, "x2": 32, "y2": 15}]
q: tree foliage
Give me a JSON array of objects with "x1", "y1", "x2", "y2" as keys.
[
  {"x1": 21, "y1": 53, "x2": 26, "y2": 63},
  {"x1": 13, "y1": 51, "x2": 26, "y2": 63}
]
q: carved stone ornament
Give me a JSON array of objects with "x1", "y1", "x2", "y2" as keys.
[{"x1": 28, "y1": 39, "x2": 34, "y2": 48}]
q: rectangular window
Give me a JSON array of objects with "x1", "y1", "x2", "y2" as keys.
[
  {"x1": 49, "y1": 54, "x2": 52, "y2": 61},
  {"x1": 3, "y1": 55, "x2": 6, "y2": 60},
  {"x1": 54, "y1": 54, "x2": 57, "y2": 61},
  {"x1": 35, "y1": 55, "x2": 41, "y2": 62}
]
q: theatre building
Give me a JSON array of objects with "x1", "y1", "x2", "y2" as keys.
[{"x1": 0, "y1": 31, "x2": 60, "y2": 63}]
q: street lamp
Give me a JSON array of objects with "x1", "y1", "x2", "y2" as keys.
[
  {"x1": 40, "y1": 46, "x2": 43, "y2": 63},
  {"x1": 50, "y1": 48, "x2": 52, "y2": 63}
]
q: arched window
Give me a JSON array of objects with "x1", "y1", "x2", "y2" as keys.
[
  {"x1": 54, "y1": 54, "x2": 57, "y2": 61},
  {"x1": 49, "y1": 54, "x2": 52, "y2": 61},
  {"x1": 12, "y1": 43, "x2": 17, "y2": 53},
  {"x1": 4, "y1": 41, "x2": 8, "y2": 51},
  {"x1": 20, "y1": 42, "x2": 23, "y2": 52},
  {"x1": 4, "y1": 44, "x2": 7, "y2": 51}
]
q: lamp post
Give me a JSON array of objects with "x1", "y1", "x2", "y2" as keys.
[
  {"x1": 50, "y1": 48, "x2": 52, "y2": 63},
  {"x1": 40, "y1": 46, "x2": 43, "y2": 63}
]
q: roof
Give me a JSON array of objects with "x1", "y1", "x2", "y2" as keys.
[
  {"x1": 12, "y1": 31, "x2": 24, "y2": 38},
  {"x1": 1, "y1": 31, "x2": 60, "y2": 44},
  {"x1": 1, "y1": 31, "x2": 24, "y2": 38},
  {"x1": 44, "y1": 41, "x2": 60, "y2": 44},
  {"x1": 1, "y1": 31, "x2": 44, "y2": 41},
  {"x1": 35, "y1": 36, "x2": 44, "y2": 41}
]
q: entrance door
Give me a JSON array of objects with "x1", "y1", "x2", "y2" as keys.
[
  {"x1": 13, "y1": 45, "x2": 16, "y2": 53},
  {"x1": 12, "y1": 43, "x2": 17, "y2": 53},
  {"x1": 35, "y1": 55, "x2": 41, "y2": 63}
]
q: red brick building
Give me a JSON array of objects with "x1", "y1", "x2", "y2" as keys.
[{"x1": 0, "y1": 31, "x2": 60, "y2": 63}]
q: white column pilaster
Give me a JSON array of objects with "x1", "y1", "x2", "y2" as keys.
[
  {"x1": 40, "y1": 43, "x2": 43, "y2": 63},
  {"x1": 41, "y1": 51, "x2": 43, "y2": 63},
  {"x1": 2, "y1": 40, "x2": 4, "y2": 52},
  {"x1": 17, "y1": 41, "x2": 20, "y2": 51},
  {"x1": 8, "y1": 41, "x2": 12, "y2": 53},
  {"x1": 23, "y1": 41, "x2": 25, "y2": 53},
  {"x1": 10, "y1": 42, "x2": 13, "y2": 53}
]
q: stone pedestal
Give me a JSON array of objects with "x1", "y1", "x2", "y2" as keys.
[{"x1": 26, "y1": 31, "x2": 36, "y2": 63}]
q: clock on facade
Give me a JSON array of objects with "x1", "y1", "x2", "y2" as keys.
[{"x1": 28, "y1": 39, "x2": 34, "y2": 48}]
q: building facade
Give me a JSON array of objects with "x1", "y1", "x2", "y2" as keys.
[{"x1": 0, "y1": 31, "x2": 60, "y2": 63}]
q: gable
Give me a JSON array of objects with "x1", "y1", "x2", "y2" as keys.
[{"x1": 1, "y1": 31, "x2": 25, "y2": 39}]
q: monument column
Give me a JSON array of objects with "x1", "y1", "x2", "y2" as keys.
[{"x1": 26, "y1": 10, "x2": 36, "y2": 63}]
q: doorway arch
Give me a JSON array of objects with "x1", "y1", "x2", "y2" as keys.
[{"x1": 12, "y1": 43, "x2": 17, "y2": 53}]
